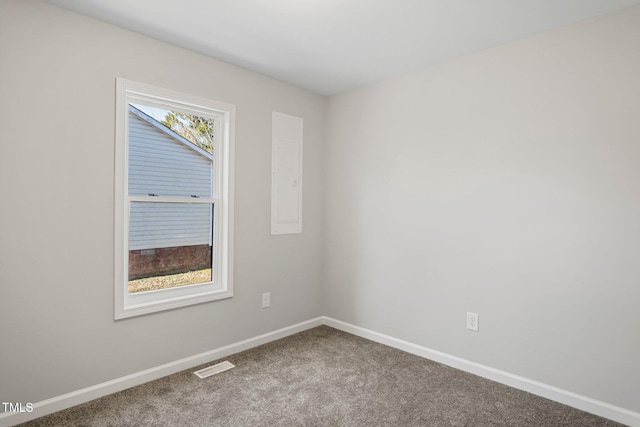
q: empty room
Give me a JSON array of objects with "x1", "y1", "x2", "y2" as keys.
[{"x1": 1, "y1": 0, "x2": 639, "y2": 426}]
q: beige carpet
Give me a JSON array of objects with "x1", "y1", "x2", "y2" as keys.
[{"x1": 19, "y1": 326, "x2": 624, "y2": 426}]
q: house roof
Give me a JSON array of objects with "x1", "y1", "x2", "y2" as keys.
[{"x1": 128, "y1": 105, "x2": 214, "y2": 161}]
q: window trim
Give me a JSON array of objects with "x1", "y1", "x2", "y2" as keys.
[{"x1": 114, "y1": 78, "x2": 235, "y2": 320}]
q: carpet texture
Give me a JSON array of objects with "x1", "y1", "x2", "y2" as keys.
[{"x1": 19, "y1": 326, "x2": 624, "y2": 426}]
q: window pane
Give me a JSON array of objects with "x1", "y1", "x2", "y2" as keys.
[
  {"x1": 127, "y1": 103, "x2": 214, "y2": 198},
  {"x1": 128, "y1": 201, "x2": 213, "y2": 294}
]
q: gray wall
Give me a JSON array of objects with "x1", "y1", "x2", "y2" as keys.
[
  {"x1": 0, "y1": 0, "x2": 324, "y2": 403},
  {"x1": 324, "y1": 5, "x2": 640, "y2": 413}
]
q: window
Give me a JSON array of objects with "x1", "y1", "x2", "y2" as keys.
[{"x1": 114, "y1": 79, "x2": 235, "y2": 319}]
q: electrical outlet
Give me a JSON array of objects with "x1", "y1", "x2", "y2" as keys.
[
  {"x1": 467, "y1": 312, "x2": 479, "y2": 332},
  {"x1": 262, "y1": 292, "x2": 270, "y2": 308}
]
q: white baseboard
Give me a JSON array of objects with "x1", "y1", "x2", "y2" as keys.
[
  {"x1": 322, "y1": 316, "x2": 640, "y2": 427},
  {"x1": 2, "y1": 316, "x2": 638, "y2": 427},
  {"x1": 0, "y1": 317, "x2": 323, "y2": 427}
]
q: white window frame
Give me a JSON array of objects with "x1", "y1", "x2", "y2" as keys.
[{"x1": 114, "y1": 78, "x2": 235, "y2": 320}]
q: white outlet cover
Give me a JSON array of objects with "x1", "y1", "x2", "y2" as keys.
[{"x1": 467, "y1": 312, "x2": 479, "y2": 332}]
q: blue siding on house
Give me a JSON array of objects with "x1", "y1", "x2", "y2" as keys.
[
  {"x1": 129, "y1": 202, "x2": 212, "y2": 250},
  {"x1": 128, "y1": 114, "x2": 212, "y2": 198},
  {"x1": 128, "y1": 110, "x2": 213, "y2": 251}
]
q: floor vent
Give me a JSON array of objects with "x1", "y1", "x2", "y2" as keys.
[{"x1": 193, "y1": 361, "x2": 235, "y2": 379}]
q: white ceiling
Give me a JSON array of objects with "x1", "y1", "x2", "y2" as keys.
[{"x1": 44, "y1": 0, "x2": 640, "y2": 95}]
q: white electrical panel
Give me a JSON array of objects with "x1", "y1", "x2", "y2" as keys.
[{"x1": 271, "y1": 111, "x2": 303, "y2": 235}]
